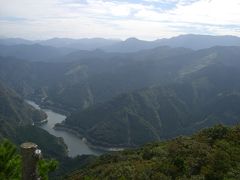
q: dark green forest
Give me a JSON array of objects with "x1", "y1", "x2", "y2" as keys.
[
  {"x1": 2, "y1": 124, "x2": 240, "y2": 180},
  {"x1": 68, "y1": 124, "x2": 240, "y2": 180}
]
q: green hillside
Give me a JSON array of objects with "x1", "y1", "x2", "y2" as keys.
[
  {"x1": 0, "y1": 82, "x2": 46, "y2": 139},
  {"x1": 63, "y1": 62, "x2": 240, "y2": 148},
  {"x1": 0, "y1": 82, "x2": 99, "y2": 178},
  {"x1": 0, "y1": 82, "x2": 68, "y2": 158},
  {"x1": 67, "y1": 124, "x2": 240, "y2": 180}
]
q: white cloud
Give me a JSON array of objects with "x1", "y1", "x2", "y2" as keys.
[
  {"x1": 0, "y1": 0, "x2": 239, "y2": 40},
  {"x1": 172, "y1": 0, "x2": 240, "y2": 25}
]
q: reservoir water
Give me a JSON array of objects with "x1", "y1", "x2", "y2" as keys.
[{"x1": 26, "y1": 100, "x2": 100, "y2": 157}]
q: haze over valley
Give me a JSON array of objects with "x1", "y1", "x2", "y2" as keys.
[
  {"x1": 1, "y1": 35, "x2": 240, "y2": 151},
  {"x1": 1, "y1": 0, "x2": 240, "y2": 179}
]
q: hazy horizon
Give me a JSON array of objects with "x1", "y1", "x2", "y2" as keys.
[{"x1": 1, "y1": 33, "x2": 240, "y2": 42}]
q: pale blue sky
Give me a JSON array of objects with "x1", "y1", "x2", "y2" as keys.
[{"x1": 0, "y1": 0, "x2": 239, "y2": 40}]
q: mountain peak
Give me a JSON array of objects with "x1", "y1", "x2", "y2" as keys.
[{"x1": 125, "y1": 37, "x2": 140, "y2": 42}]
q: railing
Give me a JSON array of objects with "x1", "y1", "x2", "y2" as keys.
[{"x1": 20, "y1": 142, "x2": 42, "y2": 180}]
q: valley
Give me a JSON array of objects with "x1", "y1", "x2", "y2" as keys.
[
  {"x1": 26, "y1": 100, "x2": 101, "y2": 156},
  {"x1": 2, "y1": 0, "x2": 240, "y2": 178},
  {"x1": 1, "y1": 34, "x2": 240, "y2": 179},
  {"x1": 2, "y1": 44, "x2": 240, "y2": 149}
]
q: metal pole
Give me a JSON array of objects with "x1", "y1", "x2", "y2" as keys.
[{"x1": 20, "y1": 142, "x2": 40, "y2": 180}]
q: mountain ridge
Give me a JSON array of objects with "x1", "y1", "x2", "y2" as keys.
[{"x1": 1, "y1": 34, "x2": 240, "y2": 53}]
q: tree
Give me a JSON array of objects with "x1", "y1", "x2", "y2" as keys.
[
  {"x1": 0, "y1": 139, "x2": 21, "y2": 180},
  {"x1": 0, "y1": 139, "x2": 58, "y2": 180}
]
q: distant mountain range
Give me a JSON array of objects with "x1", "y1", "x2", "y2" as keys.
[
  {"x1": 1, "y1": 34, "x2": 240, "y2": 54},
  {"x1": 0, "y1": 37, "x2": 120, "y2": 51}
]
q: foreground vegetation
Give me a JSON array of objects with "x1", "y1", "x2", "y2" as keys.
[
  {"x1": 68, "y1": 124, "x2": 240, "y2": 180},
  {"x1": 1, "y1": 122, "x2": 240, "y2": 180},
  {"x1": 0, "y1": 139, "x2": 58, "y2": 180}
]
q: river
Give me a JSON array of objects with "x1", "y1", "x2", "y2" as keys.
[{"x1": 26, "y1": 100, "x2": 101, "y2": 157}]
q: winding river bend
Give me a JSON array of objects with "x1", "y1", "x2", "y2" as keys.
[{"x1": 26, "y1": 100, "x2": 101, "y2": 157}]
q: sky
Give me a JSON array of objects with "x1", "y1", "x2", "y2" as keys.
[{"x1": 0, "y1": 0, "x2": 240, "y2": 40}]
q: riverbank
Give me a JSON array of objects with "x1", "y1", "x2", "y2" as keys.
[
  {"x1": 26, "y1": 100, "x2": 101, "y2": 156},
  {"x1": 27, "y1": 98, "x2": 127, "y2": 152},
  {"x1": 26, "y1": 96, "x2": 72, "y2": 116},
  {"x1": 54, "y1": 124, "x2": 137, "y2": 152},
  {"x1": 34, "y1": 119, "x2": 48, "y2": 125},
  {"x1": 40, "y1": 104, "x2": 71, "y2": 116}
]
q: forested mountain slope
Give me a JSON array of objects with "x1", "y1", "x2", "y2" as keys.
[
  {"x1": 0, "y1": 82, "x2": 68, "y2": 158},
  {"x1": 68, "y1": 124, "x2": 240, "y2": 180},
  {"x1": 0, "y1": 46, "x2": 192, "y2": 111},
  {"x1": 0, "y1": 82, "x2": 46, "y2": 137},
  {"x1": 57, "y1": 46, "x2": 240, "y2": 148},
  {"x1": 1, "y1": 46, "x2": 240, "y2": 149}
]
